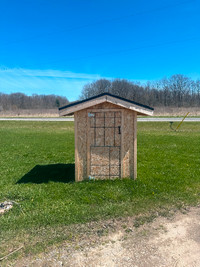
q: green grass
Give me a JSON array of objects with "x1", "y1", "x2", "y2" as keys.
[{"x1": 0, "y1": 121, "x2": 200, "y2": 260}]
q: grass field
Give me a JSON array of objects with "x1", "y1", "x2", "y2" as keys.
[{"x1": 0, "y1": 121, "x2": 200, "y2": 261}]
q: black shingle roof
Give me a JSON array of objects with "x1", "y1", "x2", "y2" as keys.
[{"x1": 59, "y1": 92, "x2": 154, "y2": 111}]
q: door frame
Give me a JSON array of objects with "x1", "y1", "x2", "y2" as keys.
[{"x1": 87, "y1": 108, "x2": 123, "y2": 179}]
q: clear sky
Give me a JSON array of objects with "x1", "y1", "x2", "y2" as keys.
[{"x1": 0, "y1": 0, "x2": 199, "y2": 101}]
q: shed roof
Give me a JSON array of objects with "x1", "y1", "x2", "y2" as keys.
[{"x1": 59, "y1": 93, "x2": 154, "y2": 116}]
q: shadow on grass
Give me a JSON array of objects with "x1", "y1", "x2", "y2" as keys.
[{"x1": 17, "y1": 163, "x2": 75, "y2": 184}]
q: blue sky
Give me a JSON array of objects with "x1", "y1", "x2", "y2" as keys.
[{"x1": 0, "y1": 0, "x2": 199, "y2": 101}]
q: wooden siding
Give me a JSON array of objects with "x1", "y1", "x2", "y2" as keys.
[{"x1": 75, "y1": 109, "x2": 88, "y2": 181}]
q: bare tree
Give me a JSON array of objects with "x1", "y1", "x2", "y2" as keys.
[
  {"x1": 80, "y1": 75, "x2": 200, "y2": 108},
  {"x1": 80, "y1": 79, "x2": 111, "y2": 99},
  {"x1": 167, "y1": 75, "x2": 191, "y2": 107}
]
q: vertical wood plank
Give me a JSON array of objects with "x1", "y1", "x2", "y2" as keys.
[
  {"x1": 121, "y1": 109, "x2": 124, "y2": 178},
  {"x1": 87, "y1": 110, "x2": 90, "y2": 179},
  {"x1": 78, "y1": 110, "x2": 87, "y2": 181},
  {"x1": 133, "y1": 111, "x2": 137, "y2": 179},
  {"x1": 74, "y1": 112, "x2": 79, "y2": 182}
]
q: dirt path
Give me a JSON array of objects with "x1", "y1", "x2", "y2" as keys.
[{"x1": 14, "y1": 206, "x2": 200, "y2": 267}]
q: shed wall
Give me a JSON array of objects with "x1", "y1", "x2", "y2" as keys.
[
  {"x1": 121, "y1": 109, "x2": 137, "y2": 178},
  {"x1": 74, "y1": 110, "x2": 88, "y2": 181}
]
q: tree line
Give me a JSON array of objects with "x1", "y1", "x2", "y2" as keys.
[
  {"x1": 1, "y1": 74, "x2": 200, "y2": 111},
  {"x1": 0, "y1": 93, "x2": 69, "y2": 111},
  {"x1": 80, "y1": 74, "x2": 200, "y2": 107}
]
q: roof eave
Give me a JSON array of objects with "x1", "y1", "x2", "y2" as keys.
[
  {"x1": 105, "y1": 95, "x2": 153, "y2": 116},
  {"x1": 59, "y1": 96, "x2": 106, "y2": 116},
  {"x1": 59, "y1": 95, "x2": 153, "y2": 116}
]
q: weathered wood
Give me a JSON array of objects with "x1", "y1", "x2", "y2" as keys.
[
  {"x1": 75, "y1": 110, "x2": 88, "y2": 181},
  {"x1": 123, "y1": 109, "x2": 132, "y2": 177},
  {"x1": 74, "y1": 112, "x2": 79, "y2": 182},
  {"x1": 87, "y1": 108, "x2": 123, "y2": 112},
  {"x1": 87, "y1": 111, "x2": 91, "y2": 179},
  {"x1": 121, "y1": 109, "x2": 124, "y2": 178},
  {"x1": 133, "y1": 112, "x2": 137, "y2": 179}
]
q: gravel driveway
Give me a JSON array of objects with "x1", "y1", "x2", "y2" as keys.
[{"x1": 13, "y1": 206, "x2": 200, "y2": 267}]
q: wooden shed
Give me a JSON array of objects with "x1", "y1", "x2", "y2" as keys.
[{"x1": 59, "y1": 93, "x2": 154, "y2": 182}]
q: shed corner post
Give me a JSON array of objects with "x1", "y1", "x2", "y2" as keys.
[
  {"x1": 74, "y1": 112, "x2": 79, "y2": 182},
  {"x1": 133, "y1": 112, "x2": 137, "y2": 179}
]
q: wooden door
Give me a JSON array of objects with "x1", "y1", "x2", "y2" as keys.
[{"x1": 87, "y1": 110, "x2": 121, "y2": 179}]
